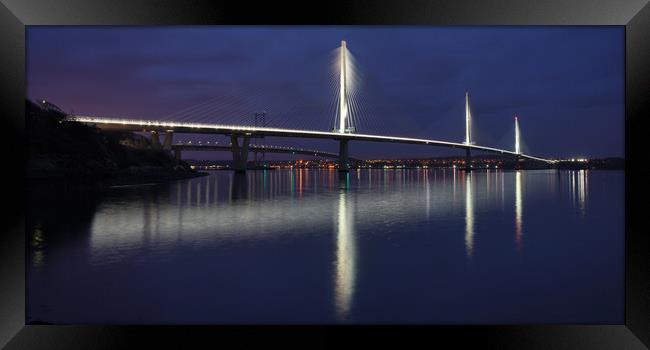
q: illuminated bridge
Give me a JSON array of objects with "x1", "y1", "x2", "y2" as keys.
[{"x1": 63, "y1": 40, "x2": 558, "y2": 172}]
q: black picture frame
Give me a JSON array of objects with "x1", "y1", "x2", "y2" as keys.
[{"x1": 1, "y1": 0, "x2": 648, "y2": 348}]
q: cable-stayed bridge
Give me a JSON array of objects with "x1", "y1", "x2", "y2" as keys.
[{"x1": 63, "y1": 40, "x2": 557, "y2": 172}]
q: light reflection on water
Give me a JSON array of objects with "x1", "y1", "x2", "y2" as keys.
[
  {"x1": 465, "y1": 172, "x2": 474, "y2": 258},
  {"x1": 515, "y1": 171, "x2": 523, "y2": 251},
  {"x1": 27, "y1": 168, "x2": 624, "y2": 324},
  {"x1": 335, "y1": 180, "x2": 356, "y2": 321}
]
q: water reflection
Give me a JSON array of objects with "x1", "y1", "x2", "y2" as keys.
[
  {"x1": 334, "y1": 188, "x2": 356, "y2": 321},
  {"x1": 205, "y1": 176, "x2": 210, "y2": 205},
  {"x1": 453, "y1": 168, "x2": 457, "y2": 200},
  {"x1": 576, "y1": 170, "x2": 588, "y2": 215},
  {"x1": 564, "y1": 170, "x2": 589, "y2": 215},
  {"x1": 515, "y1": 171, "x2": 523, "y2": 251},
  {"x1": 465, "y1": 172, "x2": 474, "y2": 258},
  {"x1": 339, "y1": 172, "x2": 350, "y2": 190},
  {"x1": 84, "y1": 170, "x2": 591, "y2": 267},
  {"x1": 231, "y1": 173, "x2": 248, "y2": 200},
  {"x1": 425, "y1": 170, "x2": 430, "y2": 220},
  {"x1": 196, "y1": 177, "x2": 202, "y2": 204},
  {"x1": 28, "y1": 169, "x2": 622, "y2": 324},
  {"x1": 501, "y1": 170, "x2": 505, "y2": 209},
  {"x1": 187, "y1": 178, "x2": 192, "y2": 203}
]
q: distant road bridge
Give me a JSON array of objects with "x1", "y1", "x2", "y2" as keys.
[{"x1": 171, "y1": 141, "x2": 361, "y2": 162}]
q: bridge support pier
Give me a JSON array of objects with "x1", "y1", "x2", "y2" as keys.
[
  {"x1": 173, "y1": 149, "x2": 182, "y2": 161},
  {"x1": 163, "y1": 131, "x2": 173, "y2": 151},
  {"x1": 151, "y1": 131, "x2": 162, "y2": 149},
  {"x1": 465, "y1": 148, "x2": 472, "y2": 171},
  {"x1": 231, "y1": 134, "x2": 250, "y2": 173},
  {"x1": 339, "y1": 139, "x2": 349, "y2": 172}
]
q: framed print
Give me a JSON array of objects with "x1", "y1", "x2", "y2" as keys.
[{"x1": 1, "y1": 0, "x2": 649, "y2": 348}]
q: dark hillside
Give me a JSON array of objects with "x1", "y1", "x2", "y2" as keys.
[{"x1": 26, "y1": 100, "x2": 203, "y2": 186}]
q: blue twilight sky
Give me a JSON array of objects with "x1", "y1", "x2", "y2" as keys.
[{"x1": 27, "y1": 26, "x2": 624, "y2": 159}]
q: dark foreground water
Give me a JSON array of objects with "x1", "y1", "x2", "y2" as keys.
[{"x1": 27, "y1": 169, "x2": 623, "y2": 324}]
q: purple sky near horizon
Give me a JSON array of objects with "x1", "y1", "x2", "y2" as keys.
[{"x1": 27, "y1": 26, "x2": 624, "y2": 160}]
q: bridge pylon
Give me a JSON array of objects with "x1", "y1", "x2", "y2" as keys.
[
  {"x1": 463, "y1": 91, "x2": 473, "y2": 171},
  {"x1": 514, "y1": 115, "x2": 521, "y2": 155},
  {"x1": 337, "y1": 40, "x2": 353, "y2": 172},
  {"x1": 514, "y1": 115, "x2": 523, "y2": 169},
  {"x1": 465, "y1": 91, "x2": 472, "y2": 146},
  {"x1": 339, "y1": 40, "x2": 348, "y2": 134}
]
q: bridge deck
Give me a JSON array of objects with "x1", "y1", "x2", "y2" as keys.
[{"x1": 68, "y1": 116, "x2": 556, "y2": 163}]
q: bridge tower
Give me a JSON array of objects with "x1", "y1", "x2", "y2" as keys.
[
  {"x1": 338, "y1": 40, "x2": 351, "y2": 172},
  {"x1": 339, "y1": 40, "x2": 348, "y2": 134},
  {"x1": 514, "y1": 115, "x2": 521, "y2": 155},
  {"x1": 464, "y1": 91, "x2": 472, "y2": 170},
  {"x1": 514, "y1": 115, "x2": 522, "y2": 169},
  {"x1": 465, "y1": 91, "x2": 472, "y2": 146}
]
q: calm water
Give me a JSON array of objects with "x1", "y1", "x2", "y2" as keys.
[{"x1": 27, "y1": 169, "x2": 624, "y2": 324}]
